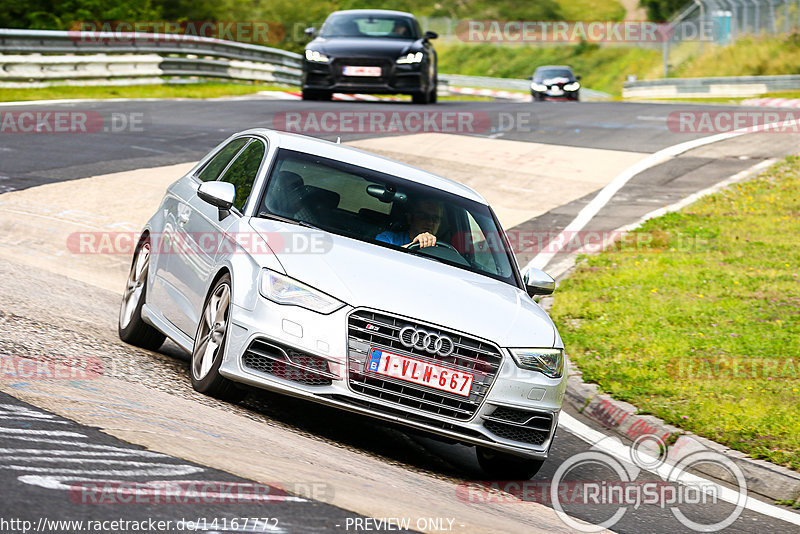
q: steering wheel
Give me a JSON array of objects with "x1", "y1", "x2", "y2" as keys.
[{"x1": 407, "y1": 240, "x2": 459, "y2": 253}]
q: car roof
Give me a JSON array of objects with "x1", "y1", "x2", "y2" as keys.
[
  {"x1": 328, "y1": 9, "x2": 416, "y2": 18},
  {"x1": 241, "y1": 129, "x2": 487, "y2": 204},
  {"x1": 535, "y1": 65, "x2": 573, "y2": 71}
]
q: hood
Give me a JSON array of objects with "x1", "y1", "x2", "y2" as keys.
[
  {"x1": 248, "y1": 218, "x2": 556, "y2": 348},
  {"x1": 309, "y1": 37, "x2": 417, "y2": 58}
]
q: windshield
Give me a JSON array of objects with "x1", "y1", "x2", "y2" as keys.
[
  {"x1": 320, "y1": 13, "x2": 418, "y2": 39},
  {"x1": 258, "y1": 149, "x2": 519, "y2": 287},
  {"x1": 535, "y1": 68, "x2": 574, "y2": 81}
]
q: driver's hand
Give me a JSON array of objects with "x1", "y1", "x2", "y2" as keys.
[{"x1": 405, "y1": 232, "x2": 437, "y2": 248}]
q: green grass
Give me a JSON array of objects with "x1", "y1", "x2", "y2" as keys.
[
  {"x1": 0, "y1": 82, "x2": 287, "y2": 102},
  {"x1": 555, "y1": 0, "x2": 626, "y2": 21},
  {"x1": 672, "y1": 33, "x2": 800, "y2": 78},
  {"x1": 436, "y1": 43, "x2": 661, "y2": 96},
  {"x1": 551, "y1": 157, "x2": 800, "y2": 470}
]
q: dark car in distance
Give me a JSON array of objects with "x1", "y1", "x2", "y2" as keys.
[
  {"x1": 530, "y1": 65, "x2": 581, "y2": 101},
  {"x1": 302, "y1": 9, "x2": 438, "y2": 104}
]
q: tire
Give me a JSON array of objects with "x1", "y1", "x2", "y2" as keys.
[
  {"x1": 476, "y1": 447, "x2": 545, "y2": 480},
  {"x1": 303, "y1": 89, "x2": 331, "y2": 101},
  {"x1": 429, "y1": 81, "x2": 438, "y2": 104},
  {"x1": 190, "y1": 273, "x2": 245, "y2": 402},
  {"x1": 118, "y1": 236, "x2": 166, "y2": 351},
  {"x1": 412, "y1": 90, "x2": 431, "y2": 105}
]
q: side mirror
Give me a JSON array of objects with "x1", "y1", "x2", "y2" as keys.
[
  {"x1": 527, "y1": 75, "x2": 534, "y2": 80},
  {"x1": 198, "y1": 181, "x2": 235, "y2": 220},
  {"x1": 523, "y1": 267, "x2": 555, "y2": 297},
  {"x1": 304, "y1": 27, "x2": 317, "y2": 38},
  {"x1": 576, "y1": 75, "x2": 582, "y2": 80},
  {"x1": 424, "y1": 30, "x2": 438, "y2": 40}
]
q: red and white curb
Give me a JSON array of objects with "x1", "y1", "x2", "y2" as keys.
[
  {"x1": 741, "y1": 97, "x2": 800, "y2": 108},
  {"x1": 448, "y1": 86, "x2": 528, "y2": 101}
]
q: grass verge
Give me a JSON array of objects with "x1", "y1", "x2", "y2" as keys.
[
  {"x1": 0, "y1": 82, "x2": 287, "y2": 102},
  {"x1": 550, "y1": 156, "x2": 800, "y2": 470}
]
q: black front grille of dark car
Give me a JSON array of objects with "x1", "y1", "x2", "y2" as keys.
[
  {"x1": 346, "y1": 309, "x2": 503, "y2": 421},
  {"x1": 242, "y1": 339, "x2": 334, "y2": 386},
  {"x1": 482, "y1": 405, "x2": 554, "y2": 446}
]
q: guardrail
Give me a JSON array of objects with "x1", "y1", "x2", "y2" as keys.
[
  {"x1": 0, "y1": 29, "x2": 303, "y2": 85},
  {"x1": 623, "y1": 75, "x2": 800, "y2": 98}
]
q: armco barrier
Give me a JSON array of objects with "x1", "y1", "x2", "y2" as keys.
[
  {"x1": 624, "y1": 74, "x2": 800, "y2": 99},
  {"x1": 0, "y1": 28, "x2": 302, "y2": 85}
]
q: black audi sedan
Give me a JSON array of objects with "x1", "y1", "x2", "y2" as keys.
[
  {"x1": 302, "y1": 9, "x2": 438, "y2": 104},
  {"x1": 530, "y1": 65, "x2": 581, "y2": 101}
]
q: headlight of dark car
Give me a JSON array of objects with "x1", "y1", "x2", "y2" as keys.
[
  {"x1": 305, "y1": 49, "x2": 331, "y2": 63},
  {"x1": 563, "y1": 82, "x2": 581, "y2": 91},
  {"x1": 396, "y1": 52, "x2": 424, "y2": 64}
]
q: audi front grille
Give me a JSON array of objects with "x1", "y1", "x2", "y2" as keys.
[{"x1": 346, "y1": 309, "x2": 503, "y2": 420}]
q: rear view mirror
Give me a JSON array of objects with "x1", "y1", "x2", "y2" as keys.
[
  {"x1": 304, "y1": 27, "x2": 317, "y2": 38},
  {"x1": 367, "y1": 184, "x2": 407, "y2": 204},
  {"x1": 424, "y1": 31, "x2": 438, "y2": 40},
  {"x1": 523, "y1": 267, "x2": 555, "y2": 296}
]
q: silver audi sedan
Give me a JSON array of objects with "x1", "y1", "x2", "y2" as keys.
[{"x1": 119, "y1": 128, "x2": 567, "y2": 478}]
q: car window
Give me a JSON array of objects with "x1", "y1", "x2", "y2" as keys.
[
  {"x1": 259, "y1": 149, "x2": 518, "y2": 287},
  {"x1": 320, "y1": 14, "x2": 418, "y2": 39},
  {"x1": 196, "y1": 138, "x2": 249, "y2": 182},
  {"x1": 218, "y1": 139, "x2": 266, "y2": 212},
  {"x1": 535, "y1": 69, "x2": 574, "y2": 80}
]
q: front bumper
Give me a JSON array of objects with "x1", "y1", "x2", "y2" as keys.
[
  {"x1": 219, "y1": 300, "x2": 566, "y2": 460},
  {"x1": 303, "y1": 59, "x2": 430, "y2": 95}
]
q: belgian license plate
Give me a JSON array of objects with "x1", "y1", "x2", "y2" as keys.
[
  {"x1": 366, "y1": 348, "x2": 473, "y2": 397},
  {"x1": 548, "y1": 87, "x2": 563, "y2": 95},
  {"x1": 342, "y1": 66, "x2": 382, "y2": 77}
]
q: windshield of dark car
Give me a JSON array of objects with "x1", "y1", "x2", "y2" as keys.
[
  {"x1": 535, "y1": 69, "x2": 574, "y2": 81},
  {"x1": 258, "y1": 149, "x2": 519, "y2": 287},
  {"x1": 319, "y1": 14, "x2": 418, "y2": 39}
]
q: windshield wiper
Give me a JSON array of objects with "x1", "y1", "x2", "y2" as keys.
[{"x1": 257, "y1": 212, "x2": 322, "y2": 230}]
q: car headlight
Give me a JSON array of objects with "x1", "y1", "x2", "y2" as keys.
[
  {"x1": 509, "y1": 348, "x2": 564, "y2": 378},
  {"x1": 259, "y1": 269, "x2": 344, "y2": 314},
  {"x1": 305, "y1": 49, "x2": 330, "y2": 63},
  {"x1": 396, "y1": 52, "x2": 424, "y2": 64},
  {"x1": 531, "y1": 83, "x2": 548, "y2": 91},
  {"x1": 563, "y1": 82, "x2": 581, "y2": 91}
]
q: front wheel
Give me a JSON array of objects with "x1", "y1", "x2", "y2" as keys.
[
  {"x1": 190, "y1": 274, "x2": 245, "y2": 402},
  {"x1": 476, "y1": 447, "x2": 545, "y2": 480},
  {"x1": 118, "y1": 236, "x2": 165, "y2": 351}
]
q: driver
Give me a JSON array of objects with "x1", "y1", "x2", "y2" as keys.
[{"x1": 376, "y1": 198, "x2": 442, "y2": 248}]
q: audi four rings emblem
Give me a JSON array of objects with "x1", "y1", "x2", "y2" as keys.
[{"x1": 399, "y1": 326, "x2": 454, "y2": 356}]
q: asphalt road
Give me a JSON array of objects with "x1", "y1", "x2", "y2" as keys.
[{"x1": 1, "y1": 95, "x2": 799, "y2": 533}]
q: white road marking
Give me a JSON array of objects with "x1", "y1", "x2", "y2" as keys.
[
  {"x1": 559, "y1": 412, "x2": 800, "y2": 527},
  {"x1": 523, "y1": 119, "x2": 797, "y2": 273},
  {"x1": 130, "y1": 145, "x2": 170, "y2": 154}
]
